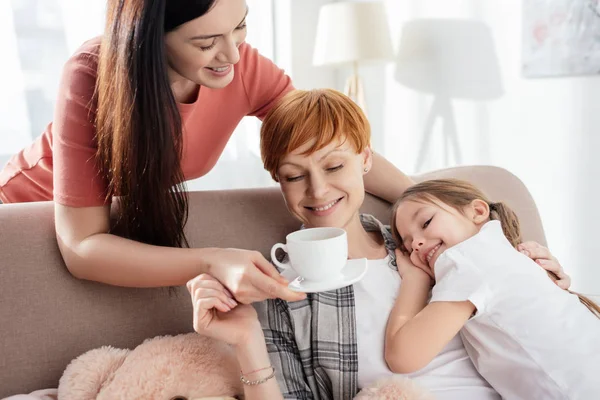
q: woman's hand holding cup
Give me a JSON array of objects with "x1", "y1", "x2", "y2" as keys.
[{"x1": 202, "y1": 247, "x2": 306, "y2": 304}]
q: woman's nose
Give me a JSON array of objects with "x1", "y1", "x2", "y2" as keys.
[
  {"x1": 217, "y1": 35, "x2": 241, "y2": 64},
  {"x1": 307, "y1": 173, "x2": 329, "y2": 199}
]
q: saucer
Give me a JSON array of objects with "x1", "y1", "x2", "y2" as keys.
[{"x1": 284, "y1": 258, "x2": 368, "y2": 293}]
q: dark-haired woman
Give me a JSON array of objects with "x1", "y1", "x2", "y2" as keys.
[{"x1": 0, "y1": 0, "x2": 414, "y2": 301}]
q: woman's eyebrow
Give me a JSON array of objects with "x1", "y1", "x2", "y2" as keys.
[
  {"x1": 318, "y1": 149, "x2": 347, "y2": 162},
  {"x1": 278, "y1": 161, "x2": 302, "y2": 169},
  {"x1": 190, "y1": 7, "x2": 249, "y2": 40},
  {"x1": 279, "y1": 148, "x2": 347, "y2": 168}
]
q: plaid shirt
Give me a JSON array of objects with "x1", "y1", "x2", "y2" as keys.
[{"x1": 255, "y1": 214, "x2": 397, "y2": 400}]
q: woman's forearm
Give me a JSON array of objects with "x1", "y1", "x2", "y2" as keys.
[
  {"x1": 235, "y1": 330, "x2": 284, "y2": 400},
  {"x1": 365, "y1": 152, "x2": 414, "y2": 203},
  {"x1": 58, "y1": 232, "x2": 214, "y2": 287}
]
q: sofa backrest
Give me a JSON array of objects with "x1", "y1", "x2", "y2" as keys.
[{"x1": 0, "y1": 166, "x2": 546, "y2": 396}]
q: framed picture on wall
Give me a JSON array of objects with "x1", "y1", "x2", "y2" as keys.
[{"x1": 523, "y1": 0, "x2": 600, "y2": 78}]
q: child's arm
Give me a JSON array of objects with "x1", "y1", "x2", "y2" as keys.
[{"x1": 384, "y1": 251, "x2": 475, "y2": 374}]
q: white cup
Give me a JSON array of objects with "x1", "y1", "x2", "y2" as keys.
[{"x1": 270, "y1": 227, "x2": 348, "y2": 282}]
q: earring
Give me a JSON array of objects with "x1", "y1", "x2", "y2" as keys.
[{"x1": 364, "y1": 168, "x2": 369, "y2": 173}]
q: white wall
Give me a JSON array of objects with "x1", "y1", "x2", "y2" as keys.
[
  {"x1": 368, "y1": 0, "x2": 599, "y2": 295},
  {"x1": 573, "y1": 81, "x2": 600, "y2": 295},
  {"x1": 274, "y1": 0, "x2": 337, "y2": 90}
]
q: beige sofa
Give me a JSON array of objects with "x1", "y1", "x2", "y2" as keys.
[{"x1": 0, "y1": 166, "x2": 546, "y2": 397}]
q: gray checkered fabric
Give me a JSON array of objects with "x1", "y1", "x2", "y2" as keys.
[{"x1": 255, "y1": 214, "x2": 397, "y2": 399}]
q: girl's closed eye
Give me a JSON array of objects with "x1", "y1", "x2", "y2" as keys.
[
  {"x1": 198, "y1": 21, "x2": 246, "y2": 51},
  {"x1": 423, "y1": 216, "x2": 433, "y2": 229}
]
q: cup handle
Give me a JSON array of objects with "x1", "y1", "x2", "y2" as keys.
[{"x1": 270, "y1": 243, "x2": 291, "y2": 270}]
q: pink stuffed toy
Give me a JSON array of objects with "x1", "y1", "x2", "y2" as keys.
[
  {"x1": 58, "y1": 333, "x2": 242, "y2": 400},
  {"x1": 355, "y1": 376, "x2": 434, "y2": 400},
  {"x1": 58, "y1": 331, "x2": 432, "y2": 400}
]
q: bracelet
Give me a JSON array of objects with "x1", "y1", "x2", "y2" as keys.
[
  {"x1": 242, "y1": 365, "x2": 273, "y2": 376},
  {"x1": 240, "y1": 366, "x2": 276, "y2": 386}
]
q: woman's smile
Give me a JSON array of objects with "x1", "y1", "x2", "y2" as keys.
[
  {"x1": 304, "y1": 196, "x2": 344, "y2": 217},
  {"x1": 204, "y1": 64, "x2": 233, "y2": 77}
]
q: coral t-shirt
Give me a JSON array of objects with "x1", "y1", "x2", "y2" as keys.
[{"x1": 0, "y1": 37, "x2": 293, "y2": 206}]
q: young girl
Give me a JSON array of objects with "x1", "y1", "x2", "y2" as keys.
[{"x1": 386, "y1": 178, "x2": 600, "y2": 400}]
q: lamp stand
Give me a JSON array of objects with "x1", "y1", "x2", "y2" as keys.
[
  {"x1": 344, "y1": 61, "x2": 368, "y2": 115},
  {"x1": 414, "y1": 95, "x2": 462, "y2": 172}
]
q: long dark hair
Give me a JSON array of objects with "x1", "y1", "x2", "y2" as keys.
[
  {"x1": 96, "y1": 0, "x2": 215, "y2": 247},
  {"x1": 392, "y1": 179, "x2": 600, "y2": 318}
]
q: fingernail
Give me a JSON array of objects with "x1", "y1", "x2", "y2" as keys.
[
  {"x1": 520, "y1": 249, "x2": 529, "y2": 256},
  {"x1": 228, "y1": 298, "x2": 238, "y2": 307}
]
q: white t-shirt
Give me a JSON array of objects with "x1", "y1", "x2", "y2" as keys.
[
  {"x1": 431, "y1": 220, "x2": 600, "y2": 400},
  {"x1": 354, "y1": 256, "x2": 500, "y2": 400}
]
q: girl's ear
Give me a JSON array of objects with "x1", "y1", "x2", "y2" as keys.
[
  {"x1": 470, "y1": 199, "x2": 490, "y2": 224},
  {"x1": 362, "y1": 147, "x2": 373, "y2": 175}
]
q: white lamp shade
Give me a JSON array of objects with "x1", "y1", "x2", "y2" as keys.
[
  {"x1": 313, "y1": 1, "x2": 393, "y2": 67},
  {"x1": 395, "y1": 19, "x2": 504, "y2": 100}
]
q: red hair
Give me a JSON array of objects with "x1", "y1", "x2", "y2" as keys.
[{"x1": 260, "y1": 89, "x2": 370, "y2": 181}]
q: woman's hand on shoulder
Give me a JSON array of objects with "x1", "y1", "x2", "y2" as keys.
[
  {"x1": 395, "y1": 249, "x2": 434, "y2": 285},
  {"x1": 187, "y1": 274, "x2": 262, "y2": 346},
  {"x1": 202, "y1": 248, "x2": 306, "y2": 304},
  {"x1": 517, "y1": 241, "x2": 571, "y2": 290}
]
